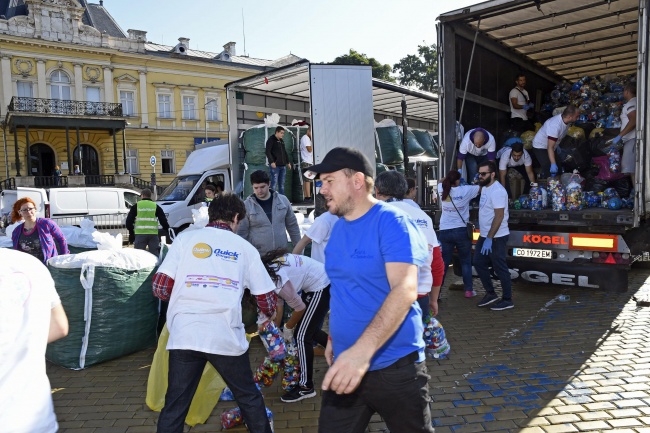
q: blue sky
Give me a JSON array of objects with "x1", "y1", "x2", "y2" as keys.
[{"x1": 107, "y1": 0, "x2": 482, "y2": 67}]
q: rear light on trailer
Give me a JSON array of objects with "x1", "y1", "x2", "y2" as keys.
[
  {"x1": 591, "y1": 251, "x2": 630, "y2": 265},
  {"x1": 569, "y1": 234, "x2": 618, "y2": 252}
]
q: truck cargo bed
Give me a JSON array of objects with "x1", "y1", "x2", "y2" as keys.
[{"x1": 486, "y1": 207, "x2": 633, "y2": 230}]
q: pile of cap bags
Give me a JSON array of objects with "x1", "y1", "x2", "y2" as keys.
[{"x1": 507, "y1": 74, "x2": 635, "y2": 210}]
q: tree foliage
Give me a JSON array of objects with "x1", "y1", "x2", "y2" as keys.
[
  {"x1": 393, "y1": 44, "x2": 438, "y2": 92},
  {"x1": 332, "y1": 49, "x2": 395, "y2": 82}
]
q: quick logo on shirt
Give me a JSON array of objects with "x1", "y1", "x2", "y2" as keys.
[
  {"x1": 214, "y1": 248, "x2": 240, "y2": 261},
  {"x1": 192, "y1": 243, "x2": 240, "y2": 261},
  {"x1": 415, "y1": 218, "x2": 429, "y2": 229},
  {"x1": 350, "y1": 248, "x2": 373, "y2": 259}
]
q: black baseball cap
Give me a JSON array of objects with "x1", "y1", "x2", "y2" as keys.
[{"x1": 304, "y1": 147, "x2": 374, "y2": 180}]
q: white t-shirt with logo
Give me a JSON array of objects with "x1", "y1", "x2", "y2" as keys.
[
  {"x1": 276, "y1": 253, "x2": 330, "y2": 293},
  {"x1": 0, "y1": 250, "x2": 60, "y2": 433},
  {"x1": 458, "y1": 128, "x2": 496, "y2": 157},
  {"x1": 509, "y1": 86, "x2": 529, "y2": 120},
  {"x1": 158, "y1": 227, "x2": 276, "y2": 356},
  {"x1": 620, "y1": 97, "x2": 637, "y2": 141},
  {"x1": 305, "y1": 212, "x2": 339, "y2": 263},
  {"x1": 438, "y1": 184, "x2": 481, "y2": 231},
  {"x1": 300, "y1": 134, "x2": 313, "y2": 164},
  {"x1": 478, "y1": 181, "x2": 510, "y2": 238},
  {"x1": 533, "y1": 114, "x2": 569, "y2": 150},
  {"x1": 498, "y1": 147, "x2": 533, "y2": 170},
  {"x1": 388, "y1": 200, "x2": 438, "y2": 294}
]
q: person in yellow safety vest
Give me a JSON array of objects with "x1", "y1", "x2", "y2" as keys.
[{"x1": 126, "y1": 188, "x2": 170, "y2": 257}]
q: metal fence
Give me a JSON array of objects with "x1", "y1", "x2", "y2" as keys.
[
  {"x1": 34, "y1": 176, "x2": 68, "y2": 188},
  {"x1": 0, "y1": 178, "x2": 16, "y2": 191},
  {"x1": 51, "y1": 213, "x2": 129, "y2": 242},
  {"x1": 85, "y1": 175, "x2": 115, "y2": 186},
  {"x1": 131, "y1": 176, "x2": 164, "y2": 195}
]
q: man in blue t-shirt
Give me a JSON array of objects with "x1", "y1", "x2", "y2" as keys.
[{"x1": 304, "y1": 148, "x2": 435, "y2": 433}]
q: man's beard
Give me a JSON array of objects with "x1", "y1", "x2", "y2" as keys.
[{"x1": 479, "y1": 176, "x2": 492, "y2": 187}]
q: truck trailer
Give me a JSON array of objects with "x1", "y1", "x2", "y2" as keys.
[{"x1": 437, "y1": 0, "x2": 649, "y2": 290}]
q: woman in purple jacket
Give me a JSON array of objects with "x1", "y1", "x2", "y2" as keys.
[{"x1": 11, "y1": 197, "x2": 69, "y2": 263}]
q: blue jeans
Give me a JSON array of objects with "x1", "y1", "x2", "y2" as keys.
[
  {"x1": 319, "y1": 352, "x2": 435, "y2": 433},
  {"x1": 438, "y1": 226, "x2": 474, "y2": 292},
  {"x1": 473, "y1": 235, "x2": 512, "y2": 300},
  {"x1": 269, "y1": 165, "x2": 287, "y2": 195},
  {"x1": 464, "y1": 154, "x2": 488, "y2": 184},
  {"x1": 157, "y1": 349, "x2": 272, "y2": 433}
]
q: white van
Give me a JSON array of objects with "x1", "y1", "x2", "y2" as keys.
[
  {"x1": 156, "y1": 143, "x2": 231, "y2": 233},
  {"x1": 0, "y1": 187, "x2": 139, "y2": 228}
]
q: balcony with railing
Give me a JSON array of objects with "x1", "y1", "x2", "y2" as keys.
[{"x1": 8, "y1": 97, "x2": 124, "y2": 117}]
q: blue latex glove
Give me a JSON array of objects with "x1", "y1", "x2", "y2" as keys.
[
  {"x1": 611, "y1": 135, "x2": 622, "y2": 145},
  {"x1": 524, "y1": 103, "x2": 533, "y2": 110},
  {"x1": 457, "y1": 168, "x2": 462, "y2": 175},
  {"x1": 481, "y1": 238, "x2": 493, "y2": 255},
  {"x1": 549, "y1": 163, "x2": 558, "y2": 175}
]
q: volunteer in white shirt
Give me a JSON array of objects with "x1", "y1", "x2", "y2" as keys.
[
  {"x1": 292, "y1": 196, "x2": 339, "y2": 264},
  {"x1": 474, "y1": 161, "x2": 513, "y2": 311},
  {"x1": 532, "y1": 105, "x2": 580, "y2": 178},
  {"x1": 0, "y1": 249, "x2": 69, "y2": 433},
  {"x1": 438, "y1": 170, "x2": 481, "y2": 298},
  {"x1": 299, "y1": 126, "x2": 314, "y2": 200},
  {"x1": 153, "y1": 192, "x2": 276, "y2": 433},
  {"x1": 611, "y1": 82, "x2": 637, "y2": 185},
  {"x1": 375, "y1": 170, "x2": 444, "y2": 313},
  {"x1": 261, "y1": 250, "x2": 330, "y2": 404},
  {"x1": 456, "y1": 127, "x2": 496, "y2": 184},
  {"x1": 509, "y1": 73, "x2": 535, "y2": 133},
  {"x1": 497, "y1": 139, "x2": 536, "y2": 198}
]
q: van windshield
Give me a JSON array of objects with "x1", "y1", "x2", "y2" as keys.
[{"x1": 159, "y1": 175, "x2": 201, "y2": 201}]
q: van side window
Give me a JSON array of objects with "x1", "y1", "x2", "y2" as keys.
[{"x1": 124, "y1": 192, "x2": 139, "y2": 208}]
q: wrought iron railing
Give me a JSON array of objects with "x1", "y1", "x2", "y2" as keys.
[
  {"x1": 34, "y1": 176, "x2": 68, "y2": 188},
  {"x1": 8, "y1": 97, "x2": 123, "y2": 117},
  {"x1": 0, "y1": 177, "x2": 16, "y2": 191},
  {"x1": 131, "y1": 176, "x2": 164, "y2": 195},
  {"x1": 51, "y1": 213, "x2": 129, "y2": 244},
  {"x1": 85, "y1": 175, "x2": 115, "y2": 186}
]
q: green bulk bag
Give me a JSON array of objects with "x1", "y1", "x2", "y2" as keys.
[
  {"x1": 375, "y1": 125, "x2": 404, "y2": 165},
  {"x1": 46, "y1": 249, "x2": 159, "y2": 369},
  {"x1": 376, "y1": 163, "x2": 390, "y2": 175},
  {"x1": 404, "y1": 128, "x2": 426, "y2": 157},
  {"x1": 412, "y1": 130, "x2": 439, "y2": 158}
]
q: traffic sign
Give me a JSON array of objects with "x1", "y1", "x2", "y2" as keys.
[{"x1": 150, "y1": 155, "x2": 156, "y2": 167}]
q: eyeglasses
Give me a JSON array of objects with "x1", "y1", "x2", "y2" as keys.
[
  {"x1": 20, "y1": 207, "x2": 36, "y2": 213},
  {"x1": 477, "y1": 172, "x2": 493, "y2": 177}
]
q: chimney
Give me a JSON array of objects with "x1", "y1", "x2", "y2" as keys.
[
  {"x1": 174, "y1": 37, "x2": 190, "y2": 55},
  {"x1": 223, "y1": 42, "x2": 236, "y2": 56},
  {"x1": 127, "y1": 29, "x2": 148, "y2": 42},
  {"x1": 99, "y1": 0, "x2": 103, "y2": 5}
]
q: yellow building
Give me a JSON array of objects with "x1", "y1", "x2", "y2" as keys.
[{"x1": 0, "y1": 0, "x2": 300, "y2": 189}]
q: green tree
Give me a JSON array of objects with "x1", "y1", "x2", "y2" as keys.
[
  {"x1": 393, "y1": 44, "x2": 438, "y2": 92},
  {"x1": 332, "y1": 49, "x2": 395, "y2": 82}
]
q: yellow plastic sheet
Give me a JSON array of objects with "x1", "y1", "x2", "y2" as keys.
[{"x1": 145, "y1": 325, "x2": 227, "y2": 426}]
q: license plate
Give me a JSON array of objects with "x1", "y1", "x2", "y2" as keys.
[{"x1": 513, "y1": 248, "x2": 552, "y2": 259}]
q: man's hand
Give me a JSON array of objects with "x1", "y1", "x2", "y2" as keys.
[
  {"x1": 611, "y1": 136, "x2": 622, "y2": 146},
  {"x1": 282, "y1": 325, "x2": 294, "y2": 344},
  {"x1": 549, "y1": 163, "x2": 558, "y2": 175},
  {"x1": 481, "y1": 238, "x2": 493, "y2": 255},
  {"x1": 322, "y1": 345, "x2": 371, "y2": 394},
  {"x1": 271, "y1": 162, "x2": 277, "y2": 169},
  {"x1": 287, "y1": 163, "x2": 292, "y2": 170},
  {"x1": 429, "y1": 297, "x2": 439, "y2": 317},
  {"x1": 324, "y1": 339, "x2": 334, "y2": 366},
  {"x1": 457, "y1": 168, "x2": 462, "y2": 175}
]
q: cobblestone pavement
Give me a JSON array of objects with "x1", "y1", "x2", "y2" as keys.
[{"x1": 48, "y1": 267, "x2": 650, "y2": 433}]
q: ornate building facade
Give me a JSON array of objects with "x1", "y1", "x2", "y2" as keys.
[{"x1": 0, "y1": 0, "x2": 299, "y2": 187}]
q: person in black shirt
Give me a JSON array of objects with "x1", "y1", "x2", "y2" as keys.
[{"x1": 265, "y1": 126, "x2": 292, "y2": 195}]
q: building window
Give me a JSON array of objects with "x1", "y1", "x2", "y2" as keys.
[
  {"x1": 205, "y1": 97, "x2": 220, "y2": 121},
  {"x1": 120, "y1": 90, "x2": 135, "y2": 116},
  {"x1": 126, "y1": 149, "x2": 139, "y2": 174},
  {"x1": 86, "y1": 87, "x2": 101, "y2": 102},
  {"x1": 182, "y1": 96, "x2": 196, "y2": 119},
  {"x1": 17, "y1": 81, "x2": 33, "y2": 98},
  {"x1": 161, "y1": 150, "x2": 175, "y2": 174},
  {"x1": 50, "y1": 70, "x2": 71, "y2": 100},
  {"x1": 158, "y1": 94, "x2": 172, "y2": 118}
]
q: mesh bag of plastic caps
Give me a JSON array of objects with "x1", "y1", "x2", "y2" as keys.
[{"x1": 423, "y1": 314, "x2": 450, "y2": 360}]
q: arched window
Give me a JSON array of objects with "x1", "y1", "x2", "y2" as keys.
[{"x1": 50, "y1": 70, "x2": 71, "y2": 100}]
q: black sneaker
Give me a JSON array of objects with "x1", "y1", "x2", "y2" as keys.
[
  {"x1": 477, "y1": 292, "x2": 499, "y2": 307},
  {"x1": 490, "y1": 299, "x2": 514, "y2": 311},
  {"x1": 280, "y1": 386, "x2": 316, "y2": 403}
]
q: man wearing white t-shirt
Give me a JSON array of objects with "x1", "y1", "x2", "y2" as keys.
[
  {"x1": 498, "y1": 139, "x2": 536, "y2": 198},
  {"x1": 509, "y1": 73, "x2": 534, "y2": 133},
  {"x1": 300, "y1": 126, "x2": 314, "y2": 200},
  {"x1": 0, "y1": 249, "x2": 69, "y2": 433},
  {"x1": 456, "y1": 127, "x2": 496, "y2": 184},
  {"x1": 474, "y1": 161, "x2": 513, "y2": 311},
  {"x1": 292, "y1": 194, "x2": 339, "y2": 264},
  {"x1": 611, "y1": 83, "x2": 637, "y2": 186},
  {"x1": 375, "y1": 171, "x2": 444, "y2": 317},
  {"x1": 153, "y1": 192, "x2": 276, "y2": 433},
  {"x1": 532, "y1": 105, "x2": 580, "y2": 178}
]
